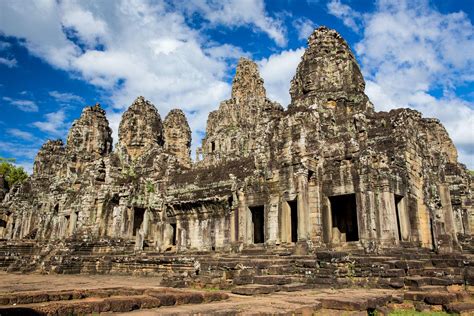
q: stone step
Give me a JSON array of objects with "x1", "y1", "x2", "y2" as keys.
[
  {"x1": 231, "y1": 284, "x2": 279, "y2": 296},
  {"x1": 0, "y1": 287, "x2": 229, "y2": 315},
  {"x1": 280, "y1": 282, "x2": 310, "y2": 292},
  {"x1": 253, "y1": 275, "x2": 302, "y2": 285},
  {"x1": 445, "y1": 302, "x2": 474, "y2": 315}
]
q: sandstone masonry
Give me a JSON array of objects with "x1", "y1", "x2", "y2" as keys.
[{"x1": 0, "y1": 26, "x2": 472, "y2": 256}]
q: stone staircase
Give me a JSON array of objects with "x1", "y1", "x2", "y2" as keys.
[{"x1": 0, "y1": 240, "x2": 472, "y2": 293}]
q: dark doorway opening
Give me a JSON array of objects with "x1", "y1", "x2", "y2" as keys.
[
  {"x1": 53, "y1": 204, "x2": 59, "y2": 215},
  {"x1": 430, "y1": 217, "x2": 436, "y2": 250},
  {"x1": 0, "y1": 219, "x2": 6, "y2": 228},
  {"x1": 394, "y1": 195, "x2": 403, "y2": 241},
  {"x1": 170, "y1": 223, "x2": 177, "y2": 246},
  {"x1": 329, "y1": 194, "x2": 359, "y2": 242},
  {"x1": 288, "y1": 200, "x2": 298, "y2": 243},
  {"x1": 249, "y1": 205, "x2": 265, "y2": 244},
  {"x1": 211, "y1": 141, "x2": 215, "y2": 152},
  {"x1": 64, "y1": 215, "x2": 70, "y2": 235},
  {"x1": 133, "y1": 207, "x2": 145, "y2": 236}
]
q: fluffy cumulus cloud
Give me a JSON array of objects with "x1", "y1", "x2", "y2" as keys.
[
  {"x1": 258, "y1": 48, "x2": 305, "y2": 106},
  {"x1": 329, "y1": 0, "x2": 474, "y2": 168},
  {"x1": 0, "y1": 0, "x2": 284, "y2": 156}
]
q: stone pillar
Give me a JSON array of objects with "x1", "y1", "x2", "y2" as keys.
[
  {"x1": 322, "y1": 196, "x2": 332, "y2": 244},
  {"x1": 296, "y1": 168, "x2": 310, "y2": 240},
  {"x1": 266, "y1": 196, "x2": 279, "y2": 244},
  {"x1": 230, "y1": 209, "x2": 236, "y2": 243},
  {"x1": 396, "y1": 196, "x2": 410, "y2": 241},
  {"x1": 95, "y1": 197, "x2": 105, "y2": 236},
  {"x1": 143, "y1": 209, "x2": 150, "y2": 238},
  {"x1": 281, "y1": 201, "x2": 291, "y2": 243},
  {"x1": 377, "y1": 189, "x2": 399, "y2": 243},
  {"x1": 69, "y1": 211, "x2": 78, "y2": 236},
  {"x1": 438, "y1": 184, "x2": 456, "y2": 241},
  {"x1": 237, "y1": 189, "x2": 250, "y2": 244}
]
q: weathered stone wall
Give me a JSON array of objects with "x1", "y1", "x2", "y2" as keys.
[{"x1": 1, "y1": 27, "x2": 472, "y2": 255}]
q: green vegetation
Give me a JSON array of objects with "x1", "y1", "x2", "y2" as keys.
[
  {"x1": 0, "y1": 157, "x2": 28, "y2": 188},
  {"x1": 146, "y1": 180, "x2": 155, "y2": 193},
  {"x1": 469, "y1": 170, "x2": 474, "y2": 176}
]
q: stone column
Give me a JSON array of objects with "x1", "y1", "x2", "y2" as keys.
[
  {"x1": 281, "y1": 201, "x2": 291, "y2": 243},
  {"x1": 237, "y1": 189, "x2": 250, "y2": 244},
  {"x1": 296, "y1": 168, "x2": 310, "y2": 240},
  {"x1": 377, "y1": 189, "x2": 399, "y2": 243},
  {"x1": 396, "y1": 196, "x2": 410, "y2": 241},
  {"x1": 438, "y1": 184, "x2": 456, "y2": 241},
  {"x1": 266, "y1": 196, "x2": 280, "y2": 244}
]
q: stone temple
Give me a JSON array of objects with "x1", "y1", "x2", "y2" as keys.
[{"x1": 0, "y1": 27, "x2": 473, "y2": 314}]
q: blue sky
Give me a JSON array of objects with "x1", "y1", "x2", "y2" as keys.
[{"x1": 0, "y1": 0, "x2": 473, "y2": 173}]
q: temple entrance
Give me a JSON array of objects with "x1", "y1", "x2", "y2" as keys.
[
  {"x1": 0, "y1": 219, "x2": 6, "y2": 228},
  {"x1": 288, "y1": 200, "x2": 298, "y2": 242},
  {"x1": 394, "y1": 195, "x2": 403, "y2": 240},
  {"x1": 133, "y1": 207, "x2": 145, "y2": 236},
  {"x1": 64, "y1": 215, "x2": 71, "y2": 236},
  {"x1": 250, "y1": 205, "x2": 264, "y2": 244},
  {"x1": 329, "y1": 194, "x2": 359, "y2": 242},
  {"x1": 170, "y1": 223, "x2": 177, "y2": 246}
]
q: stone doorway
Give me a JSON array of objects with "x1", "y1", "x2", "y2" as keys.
[
  {"x1": 288, "y1": 200, "x2": 298, "y2": 243},
  {"x1": 64, "y1": 215, "x2": 70, "y2": 236},
  {"x1": 170, "y1": 223, "x2": 177, "y2": 246},
  {"x1": 249, "y1": 205, "x2": 264, "y2": 244},
  {"x1": 133, "y1": 207, "x2": 145, "y2": 236},
  {"x1": 329, "y1": 194, "x2": 359, "y2": 242},
  {"x1": 394, "y1": 195, "x2": 403, "y2": 241}
]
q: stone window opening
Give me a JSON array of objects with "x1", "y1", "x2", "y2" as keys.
[
  {"x1": 211, "y1": 141, "x2": 216, "y2": 152},
  {"x1": 53, "y1": 204, "x2": 59, "y2": 215},
  {"x1": 249, "y1": 205, "x2": 265, "y2": 244},
  {"x1": 0, "y1": 219, "x2": 6, "y2": 229},
  {"x1": 329, "y1": 194, "x2": 359, "y2": 242},
  {"x1": 133, "y1": 207, "x2": 145, "y2": 236}
]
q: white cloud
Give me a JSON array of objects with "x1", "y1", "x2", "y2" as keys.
[
  {"x1": 258, "y1": 48, "x2": 305, "y2": 106},
  {"x1": 7, "y1": 128, "x2": 36, "y2": 141},
  {"x1": 0, "y1": 0, "x2": 259, "y2": 156},
  {"x1": 32, "y1": 110, "x2": 68, "y2": 136},
  {"x1": 0, "y1": 57, "x2": 17, "y2": 67},
  {"x1": 327, "y1": 0, "x2": 362, "y2": 32},
  {"x1": 335, "y1": 0, "x2": 474, "y2": 168},
  {"x1": 3, "y1": 97, "x2": 38, "y2": 112},
  {"x1": 59, "y1": 0, "x2": 108, "y2": 48},
  {"x1": 49, "y1": 91, "x2": 84, "y2": 104},
  {"x1": 292, "y1": 17, "x2": 316, "y2": 41},
  {"x1": 181, "y1": 0, "x2": 287, "y2": 46}
]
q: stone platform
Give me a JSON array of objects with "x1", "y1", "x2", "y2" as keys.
[
  {"x1": 1, "y1": 240, "x2": 474, "y2": 314},
  {"x1": 0, "y1": 273, "x2": 473, "y2": 315}
]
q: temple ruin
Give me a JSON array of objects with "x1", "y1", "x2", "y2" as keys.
[{"x1": 1, "y1": 26, "x2": 472, "y2": 255}]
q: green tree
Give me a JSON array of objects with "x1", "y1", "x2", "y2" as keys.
[{"x1": 0, "y1": 157, "x2": 29, "y2": 188}]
